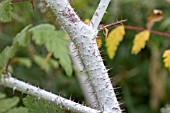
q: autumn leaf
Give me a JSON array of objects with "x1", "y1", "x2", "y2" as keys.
[
  {"x1": 163, "y1": 49, "x2": 170, "y2": 69},
  {"x1": 147, "y1": 9, "x2": 164, "y2": 30},
  {"x1": 84, "y1": 19, "x2": 90, "y2": 24},
  {"x1": 131, "y1": 30, "x2": 150, "y2": 55},
  {"x1": 96, "y1": 37, "x2": 102, "y2": 48},
  {"x1": 106, "y1": 26, "x2": 125, "y2": 59}
]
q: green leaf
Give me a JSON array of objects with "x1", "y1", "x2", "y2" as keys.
[
  {"x1": 13, "y1": 57, "x2": 32, "y2": 68},
  {"x1": 30, "y1": 24, "x2": 72, "y2": 76},
  {"x1": 23, "y1": 95, "x2": 65, "y2": 113},
  {"x1": 0, "y1": 0, "x2": 12, "y2": 22},
  {"x1": 0, "y1": 93, "x2": 28, "y2": 113},
  {"x1": 0, "y1": 44, "x2": 18, "y2": 69},
  {"x1": 13, "y1": 25, "x2": 32, "y2": 46},
  {"x1": 29, "y1": 24, "x2": 56, "y2": 45},
  {"x1": 7, "y1": 107, "x2": 28, "y2": 113},
  {"x1": 0, "y1": 96, "x2": 19, "y2": 113}
]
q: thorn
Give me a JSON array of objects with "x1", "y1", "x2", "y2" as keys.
[
  {"x1": 114, "y1": 87, "x2": 122, "y2": 90},
  {"x1": 115, "y1": 92, "x2": 122, "y2": 96},
  {"x1": 106, "y1": 68, "x2": 112, "y2": 72},
  {"x1": 73, "y1": 55, "x2": 79, "y2": 58},
  {"x1": 13, "y1": 87, "x2": 16, "y2": 94},
  {"x1": 119, "y1": 101, "x2": 125, "y2": 106},
  {"x1": 116, "y1": 96, "x2": 122, "y2": 100},
  {"x1": 121, "y1": 108, "x2": 127, "y2": 113}
]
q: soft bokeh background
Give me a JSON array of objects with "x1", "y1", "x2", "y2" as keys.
[{"x1": 1, "y1": 0, "x2": 170, "y2": 113}]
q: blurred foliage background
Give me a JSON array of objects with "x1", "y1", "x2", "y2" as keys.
[{"x1": 1, "y1": 0, "x2": 170, "y2": 113}]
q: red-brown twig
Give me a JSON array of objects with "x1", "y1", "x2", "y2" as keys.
[
  {"x1": 103, "y1": 19, "x2": 127, "y2": 29},
  {"x1": 98, "y1": 19, "x2": 127, "y2": 31},
  {"x1": 125, "y1": 26, "x2": 170, "y2": 38},
  {"x1": 5, "y1": 59, "x2": 11, "y2": 77}
]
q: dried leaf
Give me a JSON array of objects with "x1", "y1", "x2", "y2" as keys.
[{"x1": 147, "y1": 9, "x2": 164, "y2": 30}]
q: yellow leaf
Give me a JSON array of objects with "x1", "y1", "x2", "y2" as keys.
[
  {"x1": 84, "y1": 19, "x2": 90, "y2": 24},
  {"x1": 163, "y1": 50, "x2": 170, "y2": 69},
  {"x1": 96, "y1": 37, "x2": 102, "y2": 48},
  {"x1": 163, "y1": 50, "x2": 170, "y2": 58},
  {"x1": 131, "y1": 30, "x2": 150, "y2": 55},
  {"x1": 106, "y1": 26, "x2": 125, "y2": 59}
]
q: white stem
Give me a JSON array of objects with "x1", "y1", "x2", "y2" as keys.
[
  {"x1": 89, "y1": 0, "x2": 111, "y2": 31},
  {"x1": 69, "y1": 42, "x2": 100, "y2": 109},
  {"x1": 0, "y1": 75, "x2": 100, "y2": 113},
  {"x1": 46, "y1": 0, "x2": 121, "y2": 112}
]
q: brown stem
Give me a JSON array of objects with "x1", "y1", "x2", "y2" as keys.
[
  {"x1": 5, "y1": 59, "x2": 11, "y2": 77},
  {"x1": 103, "y1": 19, "x2": 127, "y2": 29},
  {"x1": 98, "y1": 19, "x2": 127, "y2": 30},
  {"x1": 125, "y1": 26, "x2": 170, "y2": 38}
]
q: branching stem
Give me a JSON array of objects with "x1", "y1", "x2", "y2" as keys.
[{"x1": 1, "y1": 75, "x2": 101, "y2": 113}]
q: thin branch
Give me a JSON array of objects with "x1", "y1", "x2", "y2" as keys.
[
  {"x1": 98, "y1": 19, "x2": 127, "y2": 31},
  {"x1": 90, "y1": 0, "x2": 111, "y2": 31},
  {"x1": 125, "y1": 26, "x2": 170, "y2": 38},
  {"x1": 0, "y1": 74, "x2": 101, "y2": 113},
  {"x1": 5, "y1": 59, "x2": 11, "y2": 76},
  {"x1": 104, "y1": 24, "x2": 170, "y2": 38}
]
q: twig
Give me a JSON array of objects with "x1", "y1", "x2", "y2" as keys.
[
  {"x1": 5, "y1": 59, "x2": 11, "y2": 77},
  {"x1": 1, "y1": 74, "x2": 101, "y2": 113},
  {"x1": 125, "y1": 26, "x2": 170, "y2": 38},
  {"x1": 98, "y1": 19, "x2": 127, "y2": 31},
  {"x1": 104, "y1": 24, "x2": 170, "y2": 38}
]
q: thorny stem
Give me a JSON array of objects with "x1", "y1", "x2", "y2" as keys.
[
  {"x1": 46, "y1": 0, "x2": 121, "y2": 112},
  {"x1": 1, "y1": 75, "x2": 101, "y2": 113}
]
